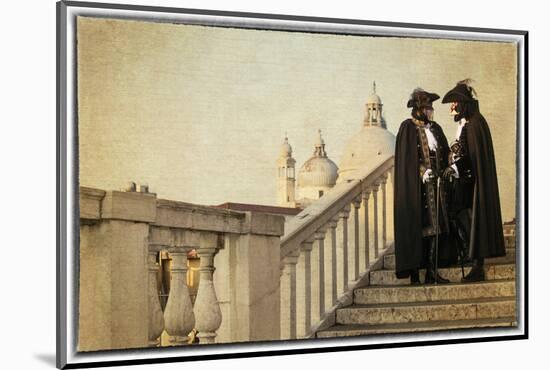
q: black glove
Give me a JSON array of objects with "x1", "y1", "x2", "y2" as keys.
[{"x1": 442, "y1": 166, "x2": 456, "y2": 181}]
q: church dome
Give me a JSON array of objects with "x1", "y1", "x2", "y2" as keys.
[
  {"x1": 297, "y1": 129, "x2": 339, "y2": 192},
  {"x1": 298, "y1": 156, "x2": 339, "y2": 188},
  {"x1": 366, "y1": 92, "x2": 382, "y2": 105},
  {"x1": 338, "y1": 126, "x2": 395, "y2": 181}
]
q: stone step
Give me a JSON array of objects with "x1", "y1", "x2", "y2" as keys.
[
  {"x1": 370, "y1": 263, "x2": 515, "y2": 286},
  {"x1": 487, "y1": 250, "x2": 517, "y2": 265},
  {"x1": 335, "y1": 296, "x2": 516, "y2": 325},
  {"x1": 354, "y1": 279, "x2": 515, "y2": 305},
  {"x1": 382, "y1": 248, "x2": 516, "y2": 270},
  {"x1": 316, "y1": 316, "x2": 517, "y2": 338}
]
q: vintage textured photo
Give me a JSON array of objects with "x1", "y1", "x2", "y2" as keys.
[{"x1": 59, "y1": 4, "x2": 526, "y2": 366}]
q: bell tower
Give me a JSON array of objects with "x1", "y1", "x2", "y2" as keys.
[{"x1": 276, "y1": 133, "x2": 296, "y2": 207}]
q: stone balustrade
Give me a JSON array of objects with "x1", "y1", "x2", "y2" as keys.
[
  {"x1": 280, "y1": 155, "x2": 395, "y2": 339},
  {"x1": 77, "y1": 155, "x2": 394, "y2": 349},
  {"x1": 78, "y1": 186, "x2": 285, "y2": 351}
]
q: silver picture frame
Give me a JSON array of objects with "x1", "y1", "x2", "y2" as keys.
[{"x1": 57, "y1": 1, "x2": 528, "y2": 368}]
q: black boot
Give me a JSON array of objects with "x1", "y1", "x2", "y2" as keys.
[
  {"x1": 455, "y1": 226, "x2": 470, "y2": 279},
  {"x1": 410, "y1": 269, "x2": 421, "y2": 285},
  {"x1": 454, "y1": 210, "x2": 473, "y2": 265},
  {"x1": 425, "y1": 238, "x2": 450, "y2": 284},
  {"x1": 461, "y1": 258, "x2": 485, "y2": 283}
]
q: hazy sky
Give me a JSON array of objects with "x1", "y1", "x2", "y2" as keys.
[{"x1": 77, "y1": 17, "x2": 518, "y2": 220}]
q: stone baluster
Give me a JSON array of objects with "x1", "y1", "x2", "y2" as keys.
[
  {"x1": 280, "y1": 250, "x2": 300, "y2": 340},
  {"x1": 380, "y1": 173, "x2": 388, "y2": 250},
  {"x1": 327, "y1": 217, "x2": 339, "y2": 307},
  {"x1": 339, "y1": 205, "x2": 351, "y2": 293},
  {"x1": 311, "y1": 226, "x2": 328, "y2": 324},
  {"x1": 296, "y1": 237, "x2": 314, "y2": 338},
  {"x1": 372, "y1": 182, "x2": 380, "y2": 259},
  {"x1": 352, "y1": 197, "x2": 362, "y2": 280},
  {"x1": 194, "y1": 234, "x2": 222, "y2": 344},
  {"x1": 163, "y1": 246, "x2": 195, "y2": 345},
  {"x1": 148, "y1": 247, "x2": 165, "y2": 347},
  {"x1": 362, "y1": 189, "x2": 371, "y2": 268}
]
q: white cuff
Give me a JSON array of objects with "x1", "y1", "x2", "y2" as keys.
[
  {"x1": 422, "y1": 169, "x2": 433, "y2": 184},
  {"x1": 451, "y1": 164, "x2": 459, "y2": 178}
]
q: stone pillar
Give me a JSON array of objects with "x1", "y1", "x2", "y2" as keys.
[
  {"x1": 163, "y1": 246, "x2": 195, "y2": 345},
  {"x1": 381, "y1": 174, "x2": 388, "y2": 250},
  {"x1": 296, "y1": 238, "x2": 314, "y2": 338},
  {"x1": 222, "y1": 211, "x2": 284, "y2": 343},
  {"x1": 362, "y1": 190, "x2": 371, "y2": 269},
  {"x1": 387, "y1": 167, "x2": 395, "y2": 245},
  {"x1": 352, "y1": 197, "x2": 362, "y2": 280},
  {"x1": 339, "y1": 205, "x2": 351, "y2": 293},
  {"x1": 211, "y1": 233, "x2": 235, "y2": 344},
  {"x1": 372, "y1": 183, "x2": 380, "y2": 259},
  {"x1": 311, "y1": 227, "x2": 327, "y2": 324},
  {"x1": 148, "y1": 247, "x2": 165, "y2": 347},
  {"x1": 194, "y1": 233, "x2": 222, "y2": 344},
  {"x1": 280, "y1": 250, "x2": 300, "y2": 340},
  {"x1": 327, "y1": 217, "x2": 339, "y2": 308},
  {"x1": 78, "y1": 190, "x2": 156, "y2": 351}
]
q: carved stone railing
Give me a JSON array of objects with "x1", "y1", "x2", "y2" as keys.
[
  {"x1": 148, "y1": 228, "x2": 223, "y2": 346},
  {"x1": 78, "y1": 187, "x2": 285, "y2": 351},
  {"x1": 280, "y1": 155, "x2": 394, "y2": 339}
]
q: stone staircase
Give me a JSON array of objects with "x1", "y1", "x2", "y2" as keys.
[{"x1": 317, "y1": 225, "x2": 517, "y2": 338}]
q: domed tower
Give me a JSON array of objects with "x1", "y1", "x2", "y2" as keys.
[
  {"x1": 364, "y1": 81, "x2": 387, "y2": 129},
  {"x1": 297, "y1": 129, "x2": 339, "y2": 207},
  {"x1": 338, "y1": 81, "x2": 396, "y2": 182},
  {"x1": 276, "y1": 133, "x2": 296, "y2": 207}
]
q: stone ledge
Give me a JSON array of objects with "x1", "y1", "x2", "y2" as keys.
[
  {"x1": 154, "y1": 199, "x2": 245, "y2": 233},
  {"x1": 370, "y1": 263, "x2": 516, "y2": 286},
  {"x1": 336, "y1": 296, "x2": 516, "y2": 325},
  {"x1": 242, "y1": 211, "x2": 285, "y2": 237},
  {"x1": 101, "y1": 190, "x2": 157, "y2": 223},
  {"x1": 79, "y1": 187, "x2": 106, "y2": 220},
  {"x1": 383, "y1": 248, "x2": 516, "y2": 270},
  {"x1": 354, "y1": 279, "x2": 516, "y2": 305},
  {"x1": 80, "y1": 187, "x2": 285, "y2": 236},
  {"x1": 317, "y1": 316, "x2": 517, "y2": 337},
  {"x1": 154, "y1": 201, "x2": 285, "y2": 236}
]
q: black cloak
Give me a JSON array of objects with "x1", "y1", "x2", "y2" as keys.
[
  {"x1": 463, "y1": 106, "x2": 506, "y2": 259},
  {"x1": 393, "y1": 119, "x2": 455, "y2": 278}
]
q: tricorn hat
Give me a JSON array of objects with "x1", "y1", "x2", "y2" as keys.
[
  {"x1": 406, "y1": 88, "x2": 440, "y2": 109},
  {"x1": 442, "y1": 79, "x2": 477, "y2": 103}
]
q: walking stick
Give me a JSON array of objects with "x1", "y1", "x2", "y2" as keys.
[
  {"x1": 459, "y1": 237, "x2": 466, "y2": 279},
  {"x1": 468, "y1": 183, "x2": 478, "y2": 259},
  {"x1": 435, "y1": 176, "x2": 440, "y2": 285},
  {"x1": 449, "y1": 169, "x2": 466, "y2": 279}
]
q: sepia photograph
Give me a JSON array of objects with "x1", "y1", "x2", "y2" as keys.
[{"x1": 56, "y1": 1, "x2": 527, "y2": 368}]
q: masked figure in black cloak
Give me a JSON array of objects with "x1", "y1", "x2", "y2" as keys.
[
  {"x1": 441, "y1": 79, "x2": 506, "y2": 282},
  {"x1": 394, "y1": 88, "x2": 454, "y2": 285}
]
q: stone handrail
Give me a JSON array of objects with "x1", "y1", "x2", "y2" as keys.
[{"x1": 279, "y1": 155, "x2": 395, "y2": 339}]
